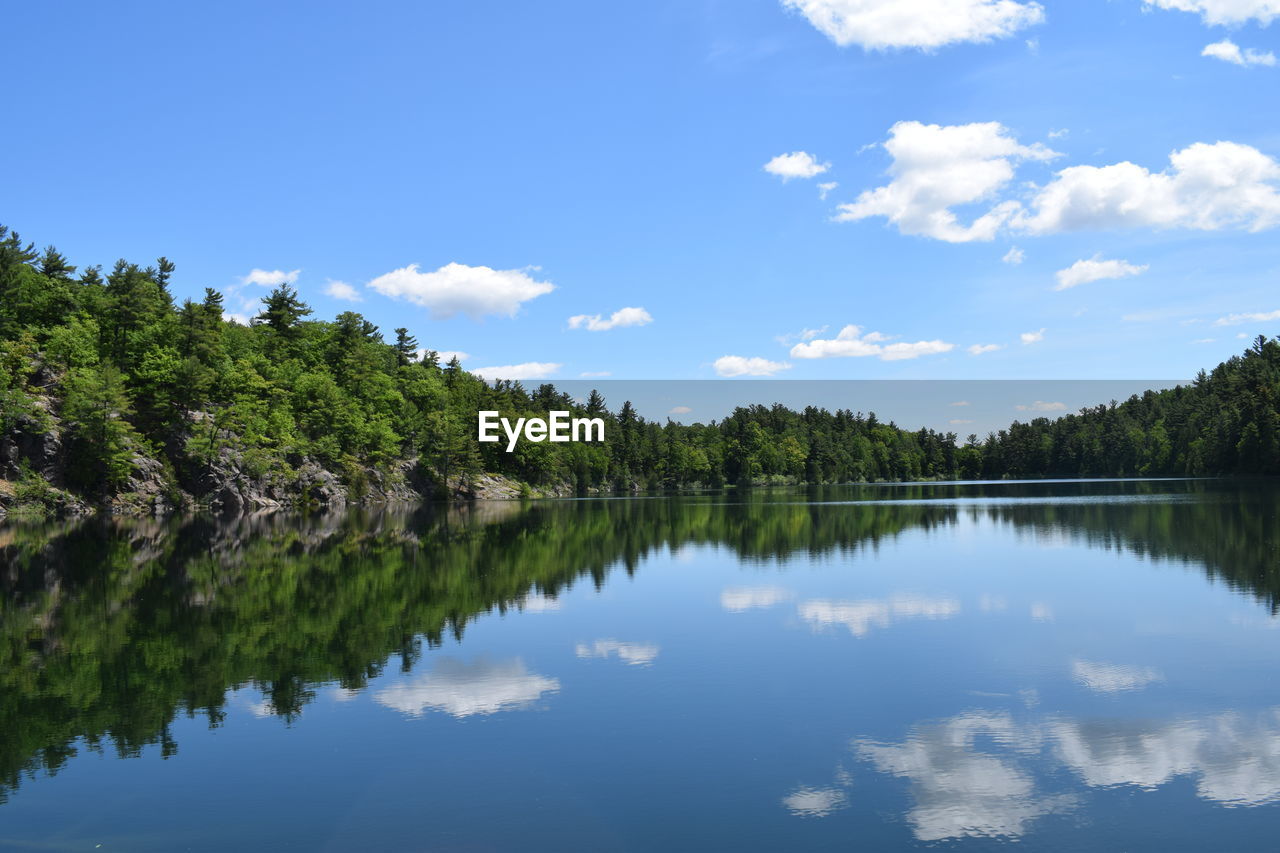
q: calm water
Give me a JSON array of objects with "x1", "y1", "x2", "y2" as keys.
[{"x1": 4, "y1": 480, "x2": 1280, "y2": 851}]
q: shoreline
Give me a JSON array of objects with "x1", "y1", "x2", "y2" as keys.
[{"x1": 0, "y1": 473, "x2": 1240, "y2": 523}]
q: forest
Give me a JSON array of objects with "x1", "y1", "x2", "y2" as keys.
[{"x1": 1, "y1": 223, "x2": 1278, "y2": 515}]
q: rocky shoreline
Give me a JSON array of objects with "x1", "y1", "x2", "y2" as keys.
[
  {"x1": 0, "y1": 409, "x2": 575, "y2": 521},
  {"x1": 0, "y1": 461, "x2": 573, "y2": 520}
]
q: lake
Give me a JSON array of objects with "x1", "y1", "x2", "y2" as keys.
[{"x1": 3, "y1": 479, "x2": 1280, "y2": 851}]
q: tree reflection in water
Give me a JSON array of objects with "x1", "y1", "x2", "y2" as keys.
[{"x1": 2, "y1": 478, "x2": 1277, "y2": 810}]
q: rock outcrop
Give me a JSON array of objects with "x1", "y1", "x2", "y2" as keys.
[{"x1": 0, "y1": 404, "x2": 578, "y2": 519}]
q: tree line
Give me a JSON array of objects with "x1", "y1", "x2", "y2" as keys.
[
  {"x1": 971, "y1": 339, "x2": 1280, "y2": 477},
  {"x1": 1, "y1": 224, "x2": 1277, "y2": 508}
]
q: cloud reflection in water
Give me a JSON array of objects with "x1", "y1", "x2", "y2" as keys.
[
  {"x1": 794, "y1": 706, "x2": 1280, "y2": 840},
  {"x1": 799, "y1": 595, "x2": 961, "y2": 638},
  {"x1": 721, "y1": 585, "x2": 793, "y2": 612},
  {"x1": 781, "y1": 786, "x2": 848, "y2": 818},
  {"x1": 575, "y1": 639, "x2": 660, "y2": 666},
  {"x1": 855, "y1": 712, "x2": 1073, "y2": 841},
  {"x1": 374, "y1": 657, "x2": 560, "y2": 718},
  {"x1": 1053, "y1": 710, "x2": 1280, "y2": 807},
  {"x1": 1071, "y1": 659, "x2": 1164, "y2": 693}
]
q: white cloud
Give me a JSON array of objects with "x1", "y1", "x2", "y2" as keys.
[
  {"x1": 222, "y1": 311, "x2": 251, "y2": 325},
  {"x1": 373, "y1": 658, "x2": 559, "y2": 718},
  {"x1": 1071, "y1": 659, "x2": 1164, "y2": 693},
  {"x1": 1192, "y1": 338, "x2": 1217, "y2": 344},
  {"x1": 781, "y1": 787, "x2": 848, "y2": 818},
  {"x1": 1016, "y1": 400, "x2": 1066, "y2": 412},
  {"x1": 229, "y1": 687, "x2": 282, "y2": 718},
  {"x1": 1054, "y1": 256, "x2": 1148, "y2": 291},
  {"x1": 669, "y1": 405, "x2": 693, "y2": 415},
  {"x1": 854, "y1": 706, "x2": 1280, "y2": 840},
  {"x1": 969, "y1": 343, "x2": 1002, "y2": 355},
  {"x1": 244, "y1": 698, "x2": 276, "y2": 718},
  {"x1": 366, "y1": 262, "x2": 554, "y2": 319},
  {"x1": 800, "y1": 595, "x2": 961, "y2": 638},
  {"x1": 1214, "y1": 309, "x2": 1280, "y2": 326},
  {"x1": 777, "y1": 325, "x2": 830, "y2": 345},
  {"x1": 470, "y1": 362, "x2": 562, "y2": 380},
  {"x1": 714, "y1": 355, "x2": 792, "y2": 376},
  {"x1": 836, "y1": 121, "x2": 1058, "y2": 243},
  {"x1": 1015, "y1": 141, "x2": 1280, "y2": 235},
  {"x1": 1020, "y1": 328, "x2": 1045, "y2": 344},
  {"x1": 1145, "y1": 0, "x2": 1280, "y2": 26},
  {"x1": 1052, "y1": 711, "x2": 1280, "y2": 806},
  {"x1": 781, "y1": 0, "x2": 1044, "y2": 50},
  {"x1": 1048, "y1": 128, "x2": 1070, "y2": 139},
  {"x1": 881, "y1": 339, "x2": 956, "y2": 360},
  {"x1": 435, "y1": 349, "x2": 470, "y2": 363},
  {"x1": 567, "y1": 306, "x2": 653, "y2": 332},
  {"x1": 950, "y1": 418, "x2": 975, "y2": 425},
  {"x1": 1030, "y1": 602, "x2": 1054, "y2": 621},
  {"x1": 575, "y1": 639, "x2": 660, "y2": 666},
  {"x1": 330, "y1": 687, "x2": 361, "y2": 703},
  {"x1": 514, "y1": 594, "x2": 561, "y2": 613},
  {"x1": 856, "y1": 712, "x2": 1072, "y2": 841},
  {"x1": 580, "y1": 370, "x2": 612, "y2": 377},
  {"x1": 853, "y1": 704, "x2": 1280, "y2": 836},
  {"x1": 1202, "y1": 38, "x2": 1277, "y2": 66},
  {"x1": 818, "y1": 181, "x2": 839, "y2": 199},
  {"x1": 1002, "y1": 246, "x2": 1025, "y2": 264},
  {"x1": 841, "y1": 123, "x2": 1280, "y2": 241},
  {"x1": 790, "y1": 324, "x2": 954, "y2": 360},
  {"x1": 240, "y1": 268, "x2": 300, "y2": 287},
  {"x1": 324, "y1": 280, "x2": 361, "y2": 301},
  {"x1": 721, "y1": 585, "x2": 793, "y2": 612},
  {"x1": 764, "y1": 150, "x2": 830, "y2": 180}
]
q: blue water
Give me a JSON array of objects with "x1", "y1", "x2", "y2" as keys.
[{"x1": 2, "y1": 479, "x2": 1279, "y2": 850}]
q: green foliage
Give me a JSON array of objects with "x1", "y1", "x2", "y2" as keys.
[
  {"x1": 393, "y1": 327, "x2": 418, "y2": 367},
  {"x1": 43, "y1": 316, "x2": 101, "y2": 370},
  {"x1": 0, "y1": 333, "x2": 47, "y2": 434},
  {"x1": 102, "y1": 259, "x2": 172, "y2": 370},
  {"x1": 977, "y1": 335, "x2": 1280, "y2": 478},
  {"x1": 254, "y1": 283, "x2": 312, "y2": 340},
  {"x1": 0, "y1": 220, "x2": 1276, "y2": 506},
  {"x1": 59, "y1": 365, "x2": 139, "y2": 492},
  {"x1": 11, "y1": 462, "x2": 57, "y2": 515}
]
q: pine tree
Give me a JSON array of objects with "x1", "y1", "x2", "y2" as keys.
[
  {"x1": 79, "y1": 265, "x2": 103, "y2": 287},
  {"x1": 431, "y1": 411, "x2": 481, "y2": 496},
  {"x1": 0, "y1": 226, "x2": 37, "y2": 270},
  {"x1": 394, "y1": 327, "x2": 418, "y2": 366},
  {"x1": 444, "y1": 355, "x2": 463, "y2": 388},
  {"x1": 155, "y1": 257, "x2": 176, "y2": 289},
  {"x1": 201, "y1": 287, "x2": 224, "y2": 317},
  {"x1": 38, "y1": 246, "x2": 76, "y2": 280},
  {"x1": 254, "y1": 284, "x2": 312, "y2": 338}
]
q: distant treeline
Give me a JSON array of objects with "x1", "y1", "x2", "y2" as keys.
[
  {"x1": 975, "y1": 340, "x2": 1280, "y2": 478},
  {"x1": 1, "y1": 224, "x2": 1277, "y2": 503}
]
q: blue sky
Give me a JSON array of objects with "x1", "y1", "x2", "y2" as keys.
[{"x1": 4, "y1": 0, "x2": 1279, "y2": 382}]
